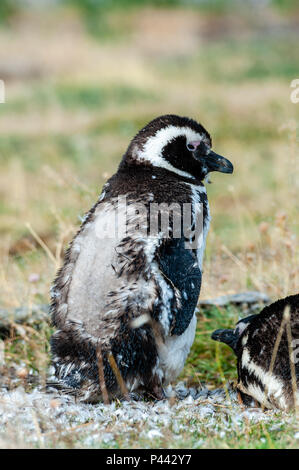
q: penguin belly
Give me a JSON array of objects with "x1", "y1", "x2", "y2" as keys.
[{"x1": 158, "y1": 313, "x2": 197, "y2": 385}]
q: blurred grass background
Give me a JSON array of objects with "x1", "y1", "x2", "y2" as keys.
[{"x1": 0, "y1": 0, "x2": 298, "y2": 410}]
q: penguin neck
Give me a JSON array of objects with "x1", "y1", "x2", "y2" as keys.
[{"x1": 118, "y1": 161, "x2": 206, "y2": 188}]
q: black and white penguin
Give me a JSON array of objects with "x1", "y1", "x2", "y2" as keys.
[
  {"x1": 50, "y1": 114, "x2": 233, "y2": 402},
  {"x1": 212, "y1": 294, "x2": 299, "y2": 410}
]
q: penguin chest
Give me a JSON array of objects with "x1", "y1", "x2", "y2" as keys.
[
  {"x1": 158, "y1": 313, "x2": 197, "y2": 385},
  {"x1": 190, "y1": 184, "x2": 211, "y2": 270}
]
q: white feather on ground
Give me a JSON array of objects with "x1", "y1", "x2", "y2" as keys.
[{"x1": 0, "y1": 378, "x2": 292, "y2": 448}]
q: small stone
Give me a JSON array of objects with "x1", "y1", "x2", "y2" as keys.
[
  {"x1": 16, "y1": 368, "x2": 28, "y2": 379},
  {"x1": 189, "y1": 387, "x2": 197, "y2": 399},
  {"x1": 195, "y1": 389, "x2": 209, "y2": 400},
  {"x1": 184, "y1": 395, "x2": 194, "y2": 405},
  {"x1": 175, "y1": 382, "x2": 189, "y2": 400}
]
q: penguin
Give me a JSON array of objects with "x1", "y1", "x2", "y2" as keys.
[
  {"x1": 50, "y1": 114, "x2": 233, "y2": 402},
  {"x1": 211, "y1": 294, "x2": 299, "y2": 411}
]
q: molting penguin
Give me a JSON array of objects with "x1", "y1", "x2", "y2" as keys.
[
  {"x1": 50, "y1": 114, "x2": 233, "y2": 402},
  {"x1": 212, "y1": 294, "x2": 299, "y2": 411}
]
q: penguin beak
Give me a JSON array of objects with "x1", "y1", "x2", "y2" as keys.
[
  {"x1": 211, "y1": 328, "x2": 237, "y2": 352},
  {"x1": 201, "y1": 150, "x2": 234, "y2": 174},
  {"x1": 189, "y1": 141, "x2": 233, "y2": 175}
]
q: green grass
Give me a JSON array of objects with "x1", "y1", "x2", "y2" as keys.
[
  {"x1": 183, "y1": 306, "x2": 239, "y2": 387},
  {"x1": 2, "y1": 305, "x2": 238, "y2": 386},
  {"x1": 0, "y1": 83, "x2": 157, "y2": 114},
  {"x1": 196, "y1": 38, "x2": 299, "y2": 83}
]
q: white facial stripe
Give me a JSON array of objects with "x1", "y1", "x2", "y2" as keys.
[
  {"x1": 241, "y1": 333, "x2": 249, "y2": 347},
  {"x1": 137, "y1": 125, "x2": 205, "y2": 178},
  {"x1": 235, "y1": 321, "x2": 250, "y2": 337},
  {"x1": 241, "y1": 348, "x2": 287, "y2": 409},
  {"x1": 148, "y1": 159, "x2": 195, "y2": 179}
]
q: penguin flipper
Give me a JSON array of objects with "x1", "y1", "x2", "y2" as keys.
[{"x1": 157, "y1": 236, "x2": 202, "y2": 335}]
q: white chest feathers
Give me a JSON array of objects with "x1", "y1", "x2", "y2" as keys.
[
  {"x1": 157, "y1": 313, "x2": 197, "y2": 385},
  {"x1": 189, "y1": 183, "x2": 211, "y2": 271}
]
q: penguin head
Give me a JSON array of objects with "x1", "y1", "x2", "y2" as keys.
[
  {"x1": 211, "y1": 328, "x2": 239, "y2": 353},
  {"x1": 122, "y1": 114, "x2": 233, "y2": 181},
  {"x1": 211, "y1": 314, "x2": 257, "y2": 354}
]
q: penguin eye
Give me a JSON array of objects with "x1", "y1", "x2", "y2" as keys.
[
  {"x1": 186, "y1": 141, "x2": 207, "y2": 154},
  {"x1": 187, "y1": 143, "x2": 196, "y2": 151}
]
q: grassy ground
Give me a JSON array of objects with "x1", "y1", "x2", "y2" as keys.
[{"x1": 0, "y1": 1, "x2": 298, "y2": 448}]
